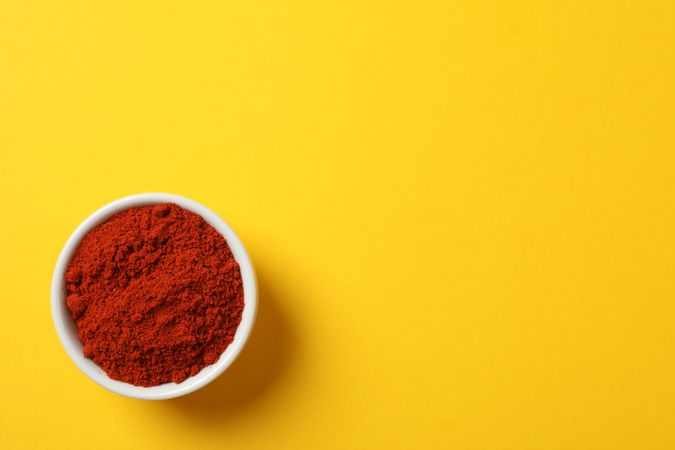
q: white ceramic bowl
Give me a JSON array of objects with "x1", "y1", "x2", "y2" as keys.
[{"x1": 51, "y1": 193, "x2": 257, "y2": 400}]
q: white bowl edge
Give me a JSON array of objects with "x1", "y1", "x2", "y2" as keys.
[{"x1": 50, "y1": 193, "x2": 258, "y2": 400}]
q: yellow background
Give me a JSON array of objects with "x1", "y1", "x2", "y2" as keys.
[{"x1": 1, "y1": 1, "x2": 674, "y2": 449}]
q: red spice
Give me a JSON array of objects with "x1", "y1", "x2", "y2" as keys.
[{"x1": 65, "y1": 203, "x2": 244, "y2": 387}]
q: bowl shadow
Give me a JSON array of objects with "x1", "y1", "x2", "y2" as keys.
[{"x1": 164, "y1": 269, "x2": 295, "y2": 424}]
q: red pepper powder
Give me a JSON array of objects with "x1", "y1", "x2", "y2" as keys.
[{"x1": 64, "y1": 203, "x2": 244, "y2": 387}]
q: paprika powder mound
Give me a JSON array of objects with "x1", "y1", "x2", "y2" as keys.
[{"x1": 64, "y1": 203, "x2": 244, "y2": 387}]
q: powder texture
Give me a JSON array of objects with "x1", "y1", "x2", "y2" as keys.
[{"x1": 64, "y1": 203, "x2": 244, "y2": 387}]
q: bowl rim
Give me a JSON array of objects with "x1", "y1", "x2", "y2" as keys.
[{"x1": 50, "y1": 193, "x2": 257, "y2": 400}]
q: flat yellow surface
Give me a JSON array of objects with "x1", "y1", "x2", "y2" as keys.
[{"x1": 1, "y1": 1, "x2": 675, "y2": 449}]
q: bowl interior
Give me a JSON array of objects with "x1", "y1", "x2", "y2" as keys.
[{"x1": 51, "y1": 193, "x2": 257, "y2": 400}]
